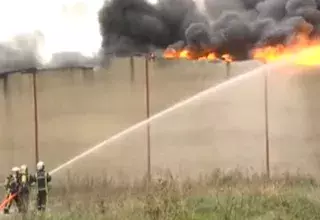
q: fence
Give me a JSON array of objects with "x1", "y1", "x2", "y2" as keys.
[{"x1": 0, "y1": 57, "x2": 320, "y2": 183}]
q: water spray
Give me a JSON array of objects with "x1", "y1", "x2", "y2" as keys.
[{"x1": 49, "y1": 62, "x2": 280, "y2": 176}]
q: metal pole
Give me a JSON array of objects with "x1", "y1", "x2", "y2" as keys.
[
  {"x1": 130, "y1": 56, "x2": 135, "y2": 83},
  {"x1": 145, "y1": 55, "x2": 151, "y2": 184},
  {"x1": 32, "y1": 70, "x2": 39, "y2": 166},
  {"x1": 2, "y1": 75, "x2": 14, "y2": 166},
  {"x1": 264, "y1": 66, "x2": 270, "y2": 178},
  {"x1": 226, "y1": 62, "x2": 231, "y2": 78},
  {"x1": 3, "y1": 75, "x2": 8, "y2": 96}
]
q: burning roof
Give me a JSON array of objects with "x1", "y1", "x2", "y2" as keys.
[{"x1": 98, "y1": 0, "x2": 320, "y2": 66}]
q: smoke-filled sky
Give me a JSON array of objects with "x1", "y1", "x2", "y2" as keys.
[
  {"x1": 1, "y1": 0, "x2": 320, "y2": 71},
  {"x1": 98, "y1": 0, "x2": 320, "y2": 60},
  {"x1": 0, "y1": 0, "x2": 104, "y2": 70}
]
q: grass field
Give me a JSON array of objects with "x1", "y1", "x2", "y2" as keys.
[{"x1": 6, "y1": 170, "x2": 320, "y2": 219}]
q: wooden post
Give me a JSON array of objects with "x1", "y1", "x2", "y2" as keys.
[
  {"x1": 32, "y1": 70, "x2": 39, "y2": 166},
  {"x1": 145, "y1": 55, "x2": 151, "y2": 183}
]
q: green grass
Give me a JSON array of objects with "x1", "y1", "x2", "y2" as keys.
[{"x1": 4, "y1": 169, "x2": 320, "y2": 219}]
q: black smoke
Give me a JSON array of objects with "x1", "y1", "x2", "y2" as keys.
[{"x1": 98, "y1": 0, "x2": 320, "y2": 60}]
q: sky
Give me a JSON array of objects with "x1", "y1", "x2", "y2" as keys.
[{"x1": 0, "y1": 0, "x2": 105, "y2": 63}]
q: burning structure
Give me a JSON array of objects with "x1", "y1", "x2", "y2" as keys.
[{"x1": 98, "y1": 0, "x2": 320, "y2": 65}]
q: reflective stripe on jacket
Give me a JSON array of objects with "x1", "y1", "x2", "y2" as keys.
[{"x1": 35, "y1": 171, "x2": 51, "y2": 192}]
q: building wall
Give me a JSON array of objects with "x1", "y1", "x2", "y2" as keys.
[{"x1": 0, "y1": 58, "x2": 319, "y2": 182}]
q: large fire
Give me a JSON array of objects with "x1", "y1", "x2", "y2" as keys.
[
  {"x1": 163, "y1": 48, "x2": 233, "y2": 62},
  {"x1": 252, "y1": 32, "x2": 320, "y2": 66},
  {"x1": 163, "y1": 24, "x2": 320, "y2": 66}
]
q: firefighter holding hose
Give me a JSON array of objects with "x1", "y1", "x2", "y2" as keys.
[
  {"x1": 31, "y1": 161, "x2": 52, "y2": 211},
  {"x1": 3, "y1": 167, "x2": 22, "y2": 214}
]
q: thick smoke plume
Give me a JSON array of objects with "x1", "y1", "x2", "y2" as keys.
[
  {"x1": 98, "y1": 0, "x2": 320, "y2": 60},
  {"x1": 0, "y1": 32, "x2": 43, "y2": 72},
  {"x1": 0, "y1": 31, "x2": 100, "y2": 73},
  {"x1": 49, "y1": 52, "x2": 100, "y2": 68}
]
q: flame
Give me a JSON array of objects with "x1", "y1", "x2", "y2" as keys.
[
  {"x1": 252, "y1": 31, "x2": 320, "y2": 66},
  {"x1": 163, "y1": 48, "x2": 231, "y2": 62},
  {"x1": 207, "y1": 53, "x2": 218, "y2": 61},
  {"x1": 221, "y1": 54, "x2": 233, "y2": 63},
  {"x1": 180, "y1": 49, "x2": 192, "y2": 59},
  {"x1": 163, "y1": 22, "x2": 320, "y2": 66},
  {"x1": 163, "y1": 48, "x2": 177, "y2": 59}
]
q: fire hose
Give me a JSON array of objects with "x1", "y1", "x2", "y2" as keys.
[{"x1": 0, "y1": 193, "x2": 17, "y2": 211}]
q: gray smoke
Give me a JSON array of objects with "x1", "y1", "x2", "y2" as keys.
[
  {"x1": 0, "y1": 31, "x2": 100, "y2": 73},
  {"x1": 0, "y1": 32, "x2": 43, "y2": 72},
  {"x1": 98, "y1": 0, "x2": 320, "y2": 60},
  {"x1": 49, "y1": 52, "x2": 101, "y2": 68}
]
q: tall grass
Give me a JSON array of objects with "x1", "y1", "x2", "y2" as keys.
[{"x1": 4, "y1": 169, "x2": 320, "y2": 219}]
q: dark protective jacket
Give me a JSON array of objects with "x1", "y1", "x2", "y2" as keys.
[
  {"x1": 32, "y1": 170, "x2": 51, "y2": 192},
  {"x1": 3, "y1": 175, "x2": 12, "y2": 193},
  {"x1": 4, "y1": 174, "x2": 21, "y2": 194}
]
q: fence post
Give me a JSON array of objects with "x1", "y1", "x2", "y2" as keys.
[
  {"x1": 226, "y1": 62, "x2": 231, "y2": 78},
  {"x1": 32, "y1": 70, "x2": 39, "y2": 167},
  {"x1": 3, "y1": 75, "x2": 14, "y2": 166},
  {"x1": 130, "y1": 56, "x2": 135, "y2": 83},
  {"x1": 145, "y1": 55, "x2": 151, "y2": 185},
  {"x1": 264, "y1": 67, "x2": 270, "y2": 178}
]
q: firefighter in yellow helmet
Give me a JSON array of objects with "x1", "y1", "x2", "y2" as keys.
[
  {"x1": 19, "y1": 164, "x2": 32, "y2": 213},
  {"x1": 31, "y1": 161, "x2": 51, "y2": 211},
  {"x1": 3, "y1": 167, "x2": 22, "y2": 214}
]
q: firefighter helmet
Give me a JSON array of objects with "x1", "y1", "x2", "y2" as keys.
[
  {"x1": 20, "y1": 164, "x2": 28, "y2": 173},
  {"x1": 12, "y1": 166, "x2": 20, "y2": 173},
  {"x1": 36, "y1": 161, "x2": 45, "y2": 171}
]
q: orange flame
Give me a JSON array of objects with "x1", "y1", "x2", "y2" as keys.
[
  {"x1": 163, "y1": 22, "x2": 320, "y2": 66},
  {"x1": 163, "y1": 48, "x2": 231, "y2": 62},
  {"x1": 252, "y1": 27, "x2": 320, "y2": 66},
  {"x1": 180, "y1": 49, "x2": 193, "y2": 59},
  {"x1": 221, "y1": 54, "x2": 233, "y2": 63},
  {"x1": 163, "y1": 48, "x2": 216, "y2": 61},
  {"x1": 163, "y1": 48, "x2": 177, "y2": 59},
  {"x1": 207, "y1": 53, "x2": 217, "y2": 61}
]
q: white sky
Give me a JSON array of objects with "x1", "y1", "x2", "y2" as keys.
[{"x1": 0, "y1": 0, "x2": 105, "y2": 63}]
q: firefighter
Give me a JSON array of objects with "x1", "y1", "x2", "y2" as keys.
[
  {"x1": 3, "y1": 167, "x2": 22, "y2": 214},
  {"x1": 32, "y1": 161, "x2": 51, "y2": 211},
  {"x1": 19, "y1": 164, "x2": 32, "y2": 213}
]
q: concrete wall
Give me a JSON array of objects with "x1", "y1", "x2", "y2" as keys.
[{"x1": 0, "y1": 57, "x2": 319, "y2": 182}]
